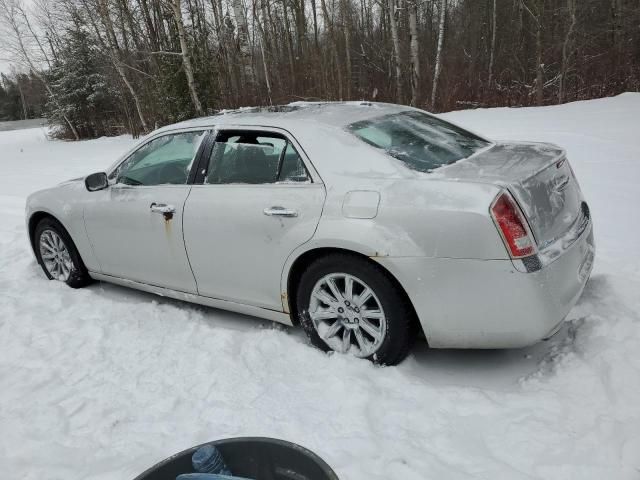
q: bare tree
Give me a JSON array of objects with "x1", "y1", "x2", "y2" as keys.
[
  {"x1": 558, "y1": 0, "x2": 576, "y2": 103},
  {"x1": 388, "y1": 0, "x2": 402, "y2": 103},
  {"x1": 0, "y1": 0, "x2": 80, "y2": 138},
  {"x1": 170, "y1": 0, "x2": 204, "y2": 116},
  {"x1": 487, "y1": 0, "x2": 497, "y2": 88},
  {"x1": 321, "y1": 0, "x2": 343, "y2": 99},
  {"x1": 232, "y1": 0, "x2": 255, "y2": 89},
  {"x1": 12, "y1": 69, "x2": 28, "y2": 119},
  {"x1": 431, "y1": 0, "x2": 446, "y2": 108},
  {"x1": 1, "y1": 0, "x2": 638, "y2": 131},
  {"x1": 88, "y1": 0, "x2": 150, "y2": 132},
  {"x1": 341, "y1": 0, "x2": 352, "y2": 99},
  {"x1": 408, "y1": 0, "x2": 420, "y2": 106}
]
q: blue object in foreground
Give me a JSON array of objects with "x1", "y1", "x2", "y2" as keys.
[
  {"x1": 132, "y1": 437, "x2": 339, "y2": 480},
  {"x1": 191, "y1": 445, "x2": 232, "y2": 475}
]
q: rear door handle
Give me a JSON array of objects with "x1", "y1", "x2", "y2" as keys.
[
  {"x1": 150, "y1": 203, "x2": 176, "y2": 214},
  {"x1": 263, "y1": 206, "x2": 298, "y2": 217}
]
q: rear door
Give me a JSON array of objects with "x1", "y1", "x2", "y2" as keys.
[{"x1": 183, "y1": 127, "x2": 325, "y2": 311}]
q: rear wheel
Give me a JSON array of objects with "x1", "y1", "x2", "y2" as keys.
[
  {"x1": 34, "y1": 218, "x2": 92, "y2": 288},
  {"x1": 296, "y1": 254, "x2": 414, "y2": 365}
]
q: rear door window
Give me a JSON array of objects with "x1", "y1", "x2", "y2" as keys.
[{"x1": 205, "y1": 130, "x2": 310, "y2": 184}]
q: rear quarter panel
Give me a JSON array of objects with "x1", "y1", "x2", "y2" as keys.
[
  {"x1": 287, "y1": 123, "x2": 508, "y2": 260},
  {"x1": 302, "y1": 178, "x2": 507, "y2": 260}
]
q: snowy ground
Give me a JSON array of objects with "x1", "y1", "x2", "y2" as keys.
[{"x1": 1, "y1": 95, "x2": 639, "y2": 480}]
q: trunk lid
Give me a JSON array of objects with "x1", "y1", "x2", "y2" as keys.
[{"x1": 440, "y1": 142, "x2": 584, "y2": 250}]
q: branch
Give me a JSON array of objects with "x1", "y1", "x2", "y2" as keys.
[
  {"x1": 118, "y1": 61, "x2": 153, "y2": 78},
  {"x1": 520, "y1": 0, "x2": 540, "y2": 26},
  {"x1": 134, "y1": 50, "x2": 184, "y2": 57}
]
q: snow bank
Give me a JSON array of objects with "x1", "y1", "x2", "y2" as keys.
[{"x1": 1, "y1": 95, "x2": 639, "y2": 480}]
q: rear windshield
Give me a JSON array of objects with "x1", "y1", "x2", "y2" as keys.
[{"x1": 347, "y1": 111, "x2": 491, "y2": 172}]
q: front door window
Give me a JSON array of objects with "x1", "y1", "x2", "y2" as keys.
[{"x1": 113, "y1": 131, "x2": 206, "y2": 186}]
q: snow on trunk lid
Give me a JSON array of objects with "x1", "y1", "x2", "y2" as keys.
[
  {"x1": 509, "y1": 154, "x2": 583, "y2": 250},
  {"x1": 440, "y1": 142, "x2": 584, "y2": 251}
]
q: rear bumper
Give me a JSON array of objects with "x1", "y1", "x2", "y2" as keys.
[{"x1": 374, "y1": 223, "x2": 594, "y2": 349}]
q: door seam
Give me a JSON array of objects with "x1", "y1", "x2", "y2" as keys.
[{"x1": 181, "y1": 185, "x2": 200, "y2": 294}]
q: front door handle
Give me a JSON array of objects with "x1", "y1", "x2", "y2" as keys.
[
  {"x1": 263, "y1": 206, "x2": 298, "y2": 217},
  {"x1": 150, "y1": 203, "x2": 176, "y2": 214}
]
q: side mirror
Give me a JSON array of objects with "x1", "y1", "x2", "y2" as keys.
[{"x1": 85, "y1": 172, "x2": 109, "y2": 192}]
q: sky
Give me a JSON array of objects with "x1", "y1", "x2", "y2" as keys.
[{"x1": 0, "y1": 0, "x2": 35, "y2": 78}]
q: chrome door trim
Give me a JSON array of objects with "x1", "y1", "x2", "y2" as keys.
[{"x1": 89, "y1": 272, "x2": 293, "y2": 326}]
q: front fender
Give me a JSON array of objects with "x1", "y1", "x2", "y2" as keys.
[{"x1": 26, "y1": 182, "x2": 100, "y2": 272}]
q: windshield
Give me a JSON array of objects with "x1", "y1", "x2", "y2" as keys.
[{"x1": 347, "y1": 111, "x2": 491, "y2": 172}]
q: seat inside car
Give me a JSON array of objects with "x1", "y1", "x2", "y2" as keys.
[{"x1": 213, "y1": 134, "x2": 278, "y2": 184}]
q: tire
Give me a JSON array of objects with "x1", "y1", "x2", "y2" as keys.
[
  {"x1": 34, "y1": 217, "x2": 92, "y2": 289},
  {"x1": 296, "y1": 253, "x2": 414, "y2": 365}
]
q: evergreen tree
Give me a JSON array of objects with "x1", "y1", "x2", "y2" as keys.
[
  {"x1": 0, "y1": 76, "x2": 23, "y2": 120},
  {"x1": 45, "y1": 24, "x2": 121, "y2": 138}
]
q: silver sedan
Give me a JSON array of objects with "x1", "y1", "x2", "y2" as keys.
[{"x1": 25, "y1": 102, "x2": 595, "y2": 365}]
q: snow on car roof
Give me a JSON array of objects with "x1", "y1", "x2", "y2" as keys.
[
  {"x1": 155, "y1": 101, "x2": 412, "y2": 134},
  {"x1": 149, "y1": 101, "x2": 424, "y2": 181}
]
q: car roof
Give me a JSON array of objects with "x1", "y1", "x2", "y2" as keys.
[
  {"x1": 145, "y1": 101, "x2": 431, "y2": 182},
  {"x1": 154, "y1": 101, "x2": 413, "y2": 134}
]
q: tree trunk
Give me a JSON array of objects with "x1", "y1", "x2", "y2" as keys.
[
  {"x1": 254, "y1": 2, "x2": 272, "y2": 104},
  {"x1": 282, "y1": 0, "x2": 298, "y2": 93},
  {"x1": 488, "y1": 0, "x2": 497, "y2": 88},
  {"x1": 210, "y1": 0, "x2": 237, "y2": 103},
  {"x1": 94, "y1": 0, "x2": 150, "y2": 132},
  {"x1": 558, "y1": 0, "x2": 576, "y2": 104},
  {"x1": 431, "y1": 0, "x2": 446, "y2": 108},
  {"x1": 320, "y1": 0, "x2": 343, "y2": 99},
  {"x1": 16, "y1": 75, "x2": 28, "y2": 119},
  {"x1": 535, "y1": 18, "x2": 543, "y2": 106},
  {"x1": 232, "y1": 0, "x2": 255, "y2": 89},
  {"x1": 260, "y1": 38, "x2": 272, "y2": 104},
  {"x1": 170, "y1": 0, "x2": 205, "y2": 116},
  {"x1": 310, "y1": 0, "x2": 319, "y2": 49},
  {"x1": 342, "y1": 0, "x2": 352, "y2": 99},
  {"x1": 408, "y1": 0, "x2": 420, "y2": 106},
  {"x1": 388, "y1": 0, "x2": 402, "y2": 103}
]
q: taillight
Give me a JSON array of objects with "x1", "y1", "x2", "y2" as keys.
[{"x1": 490, "y1": 191, "x2": 537, "y2": 258}]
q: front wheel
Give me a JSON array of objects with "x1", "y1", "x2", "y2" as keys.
[
  {"x1": 34, "y1": 218, "x2": 92, "y2": 288},
  {"x1": 296, "y1": 254, "x2": 414, "y2": 365}
]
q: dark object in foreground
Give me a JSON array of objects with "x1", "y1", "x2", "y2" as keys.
[{"x1": 133, "y1": 437, "x2": 339, "y2": 480}]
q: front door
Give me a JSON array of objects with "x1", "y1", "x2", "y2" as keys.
[
  {"x1": 84, "y1": 130, "x2": 207, "y2": 293},
  {"x1": 183, "y1": 128, "x2": 325, "y2": 310}
]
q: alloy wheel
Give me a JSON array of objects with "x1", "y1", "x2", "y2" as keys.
[
  {"x1": 308, "y1": 273, "x2": 387, "y2": 358},
  {"x1": 39, "y1": 229, "x2": 73, "y2": 282}
]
